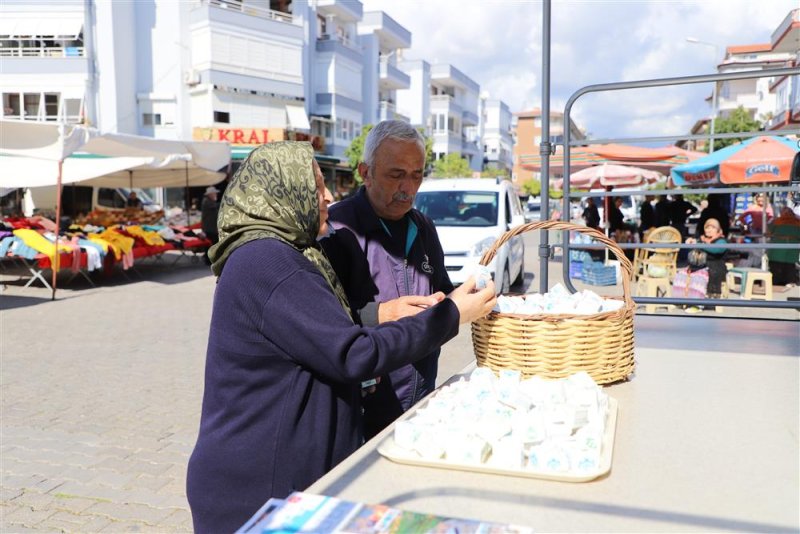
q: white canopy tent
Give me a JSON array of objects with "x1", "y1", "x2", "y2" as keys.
[
  {"x1": 0, "y1": 119, "x2": 231, "y2": 298},
  {"x1": 0, "y1": 122, "x2": 230, "y2": 189}
]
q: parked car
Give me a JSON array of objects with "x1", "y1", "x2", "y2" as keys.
[{"x1": 415, "y1": 178, "x2": 526, "y2": 294}]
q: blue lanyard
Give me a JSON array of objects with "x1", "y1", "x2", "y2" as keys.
[{"x1": 379, "y1": 218, "x2": 418, "y2": 258}]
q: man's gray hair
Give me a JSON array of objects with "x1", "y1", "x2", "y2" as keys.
[{"x1": 363, "y1": 120, "x2": 425, "y2": 168}]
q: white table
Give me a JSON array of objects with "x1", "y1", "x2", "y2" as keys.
[{"x1": 308, "y1": 317, "x2": 799, "y2": 532}]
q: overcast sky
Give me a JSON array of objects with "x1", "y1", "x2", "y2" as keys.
[{"x1": 361, "y1": 0, "x2": 797, "y2": 145}]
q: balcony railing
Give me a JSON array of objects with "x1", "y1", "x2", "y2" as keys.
[
  {"x1": 0, "y1": 46, "x2": 85, "y2": 58},
  {"x1": 378, "y1": 101, "x2": 409, "y2": 122},
  {"x1": 318, "y1": 33, "x2": 359, "y2": 51},
  {"x1": 201, "y1": 0, "x2": 292, "y2": 23}
]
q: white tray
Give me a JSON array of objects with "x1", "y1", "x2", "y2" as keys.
[{"x1": 377, "y1": 397, "x2": 618, "y2": 483}]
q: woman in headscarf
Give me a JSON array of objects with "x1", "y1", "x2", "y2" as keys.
[{"x1": 186, "y1": 142, "x2": 495, "y2": 533}]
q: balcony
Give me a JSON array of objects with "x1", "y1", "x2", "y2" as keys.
[
  {"x1": 462, "y1": 109, "x2": 479, "y2": 126},
  {"x1": 316, "y1": 34, "x2": 363, "y2": 63},
  {"x1": 198, "y1": 0, "x2": 292, "y2": 23},
  {"x1": 379, "y1": 58, "x2": 410, "y2": 90},
  {"x1": 316, "y1": 0, "x2": 363, "y2": 23},
  {"x1": 430, "y1": 94, "x2": 462, "y2": 115},
  {"x1": 191, "y1": 0, "x2": 297, "y2": 42},
  {"x1": 430, "y1": 63, "x2": 479, "y2": 93},
  {"x1": 361, "y1": 11, "x2": 411, "y2": 50},
  {"x1": 771, "y1": 8, "x2": 799, "y2": 53},
  {"x1": 461, "y1": 137, "x2": 480, "y2": 155},
  {"x1": 0, "y1": 46, "x2": 84, "y2": 58},
  {"x1": 378, "y1": 101, "x2": 409, "y2": 122}
]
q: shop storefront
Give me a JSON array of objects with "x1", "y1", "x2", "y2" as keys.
[{"x1": 192, "y1": 127, "x2": 354, "y2": 197}]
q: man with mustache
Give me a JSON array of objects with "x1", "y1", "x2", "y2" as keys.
[{"x1": 321, "y1": 120, "x2": 454, "y2": 439}]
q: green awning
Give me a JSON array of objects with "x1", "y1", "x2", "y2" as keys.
[{"x1": 231, "y1": 145, "x2": 340, "y2": 165}]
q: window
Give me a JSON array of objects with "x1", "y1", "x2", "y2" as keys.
[
  {"x1": 3, "y1": 93, "x2": 21, "y2": 118},
  {"x1": 213, "y1": 111, "x2": 230, "y2": 123},
  {"x1": 44, "y1": 93, "x2": 59, "y2": 120},
  {"x1": 142, "y1": 113, "x2": 162, "y2": 126},
  {"x1": 23, "y1": 94, "x2": 40, "y2": 118},
  {"x1": 97, "y1": 188, "x2": 125, "y2": 209}
]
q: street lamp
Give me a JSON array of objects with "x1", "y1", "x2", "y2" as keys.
[{"x1": 686, "y1": 37, "x2": 719, "y2": 153}]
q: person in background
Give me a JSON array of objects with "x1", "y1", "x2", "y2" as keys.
[
  {"x1": 668, "y1": 194, "x2": 697, "y2": 239},
  {"x1": 582, "y1": 196, "x2": 600, "y2": 230},
  {"x1": 685, "y1": 217, "x2": 728, "y2": 310},
  {"x1": 737, "y1": 193, "x2": 774, "y2": 236},
  {"x1": 607, "y1": 196, "x2": 632, "y2": 242},
  {"x1": 695, "y1": 193, "x2": 730, "y2": 238},
  {"x1": 639, "y1": 195, "x2": 656, "y2": 240},
  {"x1": 766, "y1": 207, "x2": 800, "y2": 286},
  {"x1": 186, "y1": 141, "x2": 496, "y2": 533},
  {"x1": 321, "y1": 120, "x2": 454, "y2": 439},
  {"x1": 201, "y1": 186, "x2": 220, "y2": 254},
  {"x1": 654, "y1": 195, "x2": 671, "y2": 228},
  {"x1": 126, "y1": 191, "x2": 142, "y2": 208}
]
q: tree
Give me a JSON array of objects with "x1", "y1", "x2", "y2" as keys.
[
  {"x1": 521, "y1": 178, "x2": 540, "y2": 197},
  {"x1": 344, "y1": 124, "x2": 374, "y2": 184},
  {"x1": 480, "y1": 167, "x2": 510, "y2": 179},
  {"x1": 712, "y1": 106, "x2": 763, "y2": 151},
  {"x1": 520, "y1": 178, "x2": 563, "y2": 199},
  {"x1": 344, "y1": 125, "x2": 434, "y2": 184},
  {"x1": 432, "y1": 152, "x2": 472, "y2": 178}
]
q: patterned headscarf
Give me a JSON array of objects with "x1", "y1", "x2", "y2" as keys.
[{"x1": 208, "y1": 141, "x2": 351, "y2": 316}]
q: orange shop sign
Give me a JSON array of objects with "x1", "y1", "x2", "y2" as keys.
[{"x1": 193, "y1": 127, "x2": 324, "y2": 151}]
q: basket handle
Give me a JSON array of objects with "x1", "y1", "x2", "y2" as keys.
[{"x1": 479, "y1": 220, "x2": 634, "y2": 306}]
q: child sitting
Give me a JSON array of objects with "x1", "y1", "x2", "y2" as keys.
[{"x1": 673, "y1": 218, "x2": 728, "y2": 311}]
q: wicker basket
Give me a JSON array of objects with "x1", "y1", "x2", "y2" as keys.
[{"x1": 471, "y1": 220, "x2": 635, "y2": 385}]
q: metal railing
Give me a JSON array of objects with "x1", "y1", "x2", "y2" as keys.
[
  {"x1": 202, "y1": 0, "x2": 292, "y2": 23},
  {"x1": 0, "y1": 47, "x2": 85, "y2": 58},
  {"x1": 540, "y1": 66, "x2": 800, "y2": 310}
]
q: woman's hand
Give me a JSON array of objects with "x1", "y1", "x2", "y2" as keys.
[{"x1": 447, "y1": 277, "x2": 497, "y2": 324}]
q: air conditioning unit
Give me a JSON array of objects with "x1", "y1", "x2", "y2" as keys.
[{"x1": 183, "y1": 70, "x2": 201, "y2": 86}]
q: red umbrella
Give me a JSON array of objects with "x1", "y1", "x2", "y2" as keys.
[{"x1": 553, "y1": 163, "x2": 664, "y2": 190}]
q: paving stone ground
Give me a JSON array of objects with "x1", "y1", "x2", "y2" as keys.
[{"x1": 2, "y1": 256, "x2": 213, "y2": 533}]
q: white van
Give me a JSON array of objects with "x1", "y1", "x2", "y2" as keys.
[
  {"x1": 22, "y1": 185, "x2": 160, "y2": 217},
  {"x1": 414, "y1": 178, "x2": 526, "y2": 294}
]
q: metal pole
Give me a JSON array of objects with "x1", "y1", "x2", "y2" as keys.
[
  {"x1": 52, "y1": 159, "x2": 63, "y2": 301},
  {"x1": 538, "y1": 0, "x2": 552, "y2": 294},
  {"x1": 185, "y1": 161, "x2": 191, "y2": 225},
  {"x1": 709, "y1": 74, "x2": 718, "y2": 153}
]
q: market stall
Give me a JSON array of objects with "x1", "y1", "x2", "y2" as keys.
[{"x1": 305, "y1": 315, "x2": 799, "y2": 533}]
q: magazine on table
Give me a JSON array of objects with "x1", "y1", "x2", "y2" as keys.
[{"x1": 236, "y1": 491, "x2": 534, "y2": 533}]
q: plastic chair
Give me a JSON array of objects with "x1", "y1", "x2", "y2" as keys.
[{"x1": 639, "y1": 226, "x2": 682, "y2": 282}]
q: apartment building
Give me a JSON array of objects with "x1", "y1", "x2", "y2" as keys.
[
  {"x1": 764, "y1": 8, "x2": 799, "y2": 131},
  {"x1": 677, "y1": 8, "x2": 798, "y2": 151},
  {"x1": 1, "y1": 0, "x2": 512, "y2": 191},
  {"x1": 358, "y1": 11, "x2": 412, "y2": 126},
  {"x1": 512, "y1": 109, "x2": 585, "y2": 186},
  {"x1": 481, "y1": 97, "x2": 514, "y2": 176},
  {"x1": 396, "y1": 60, "x2": 484, "y2": 172}
]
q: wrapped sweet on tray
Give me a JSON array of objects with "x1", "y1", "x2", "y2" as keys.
[{"x1": 392, "y1": 368, "x2": 610, "y2": 474}]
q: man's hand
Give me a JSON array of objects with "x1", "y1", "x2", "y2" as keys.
[{"x1": 377, "y1": 292, "x2": 446, "y2": 323}]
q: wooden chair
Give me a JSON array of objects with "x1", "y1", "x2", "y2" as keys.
[
  {"x1": 639, "y1": 226, "x2": 682, "y2": 282},
  {"x1": 632, "y1": 227, "x2": 655, "y2": 281}
]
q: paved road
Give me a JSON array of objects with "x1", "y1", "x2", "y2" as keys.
[{"x1": 1, "y1": 233, "x2": 795, "y2": 532}]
